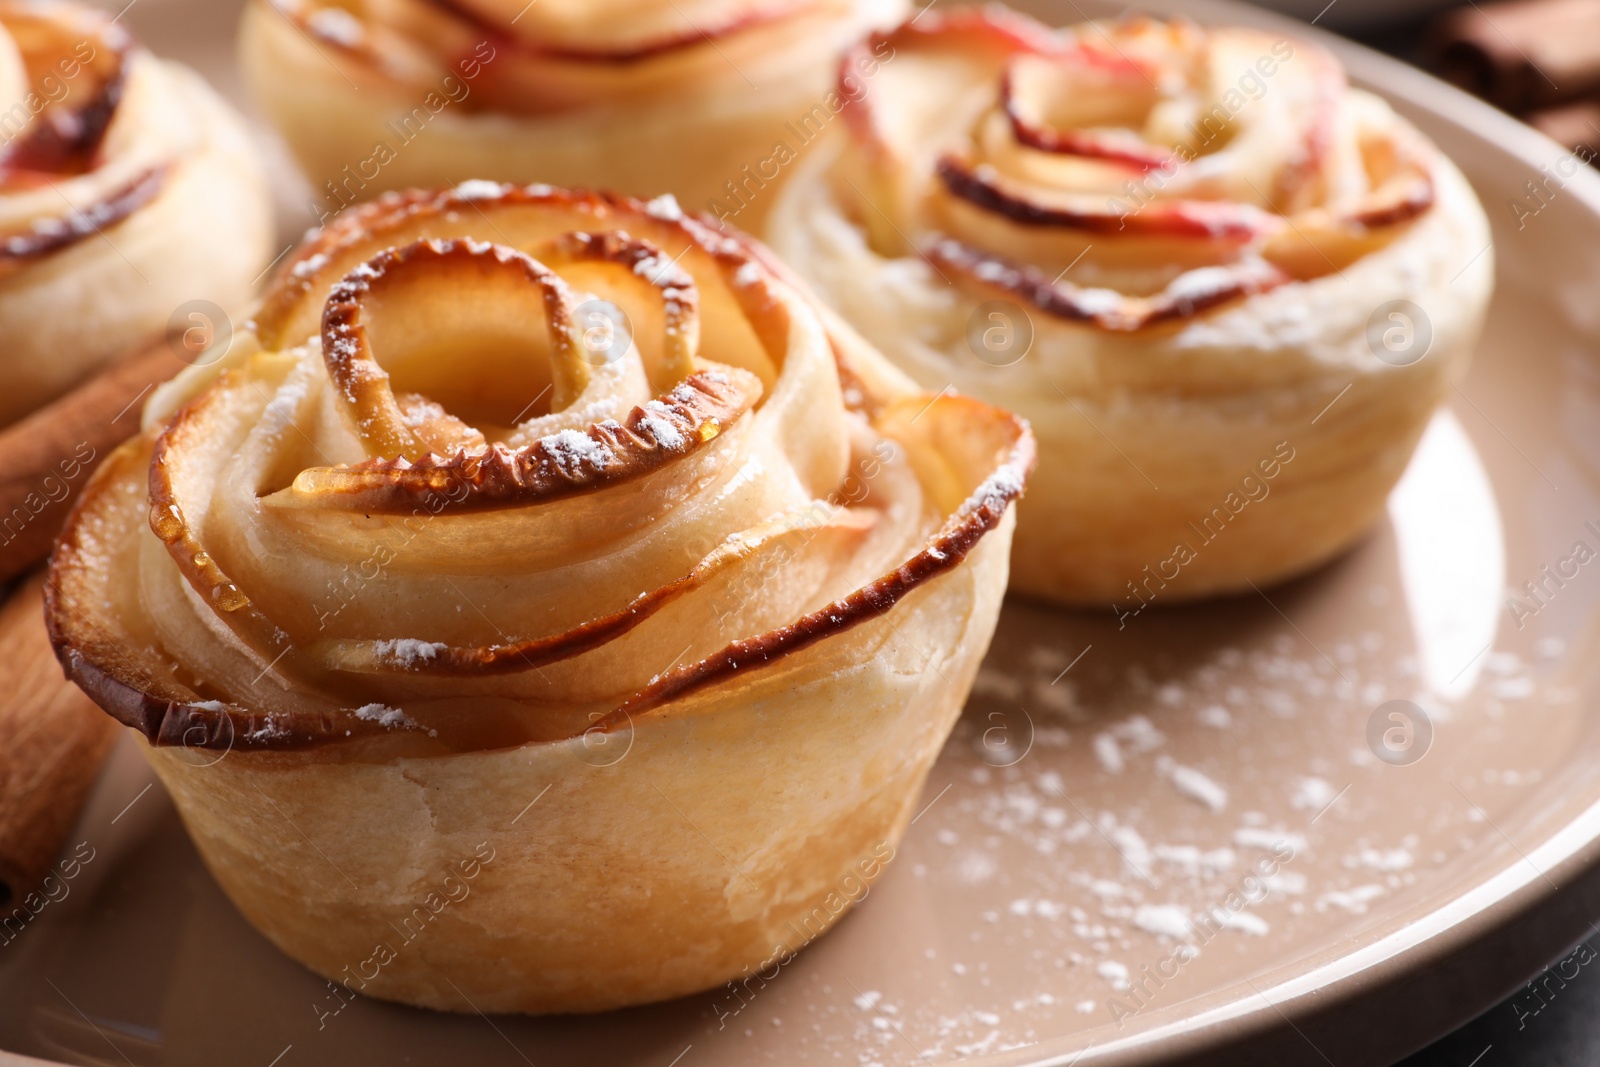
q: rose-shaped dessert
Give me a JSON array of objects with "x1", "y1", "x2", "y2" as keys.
[
  {"x1": 46, "y1": 182, "x2": 1031, "y2": 1013},
  {"x1": 0, "y1": 0, "x2": 272, "y2": 428},
  {"x1": 767, "y1": 8, "x2": 1493, "y2": 606},
  {"x1": 241, "y1": 0, "x2": 905, "y2": 226}
]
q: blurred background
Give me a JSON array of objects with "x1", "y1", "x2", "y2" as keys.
[{"x1": 1272, "y1": 0, "x2": 1600, "y2": 161}]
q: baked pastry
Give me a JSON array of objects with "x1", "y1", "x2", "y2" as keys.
[
  {"x1": 0, "y1": 0, "x2": 272, "y2": 429},
  {"x1": 767, "y1": 8, "x2": 1494, "y2": 606},
  {"x1": 47, "y1": 183, "x2": 1032, "y2": 1014},
  {"x1": 240, "y1": 0, "x2": 906, "y2": 227}
]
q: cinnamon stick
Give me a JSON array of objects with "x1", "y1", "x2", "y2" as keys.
[
  {"x1": 0, "y1": 340, "x2": 184, "y2": 585},
  {"x1": 0, "y1": 572, "x2": 118, "y2": 908},
  {"x1": 1428, "y1": 0, "x2": 1600, "y2": 111}
]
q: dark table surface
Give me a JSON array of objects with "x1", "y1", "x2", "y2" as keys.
[{"x1": 1397, "y1": 934, "x2": 1599, "y2": 1066}]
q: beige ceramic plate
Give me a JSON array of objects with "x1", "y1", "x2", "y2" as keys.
[{"x1": 4, "y1": 1, "x2": 1600, "y2": 1064}]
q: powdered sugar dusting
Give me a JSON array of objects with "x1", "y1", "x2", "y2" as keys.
[
  {"x1": 542, "y1": 428, "x2": 612, "y2": 475},
  {"x1": 1160, "y1": 758, "x2": 1228, "y2": 812},
  {"x1": 825, "y1": 594, "x2": 1535, "y2": 1060},
  {"x1": 644, "y1": 193, "x2": 684, "y2": 220},
  {"x1": 355, "y1": 703, "x2": 415, "y2": 728},
  {"x1": 640, "y1": 401, "x2": 687, "y2": 449},
  {"x1": 1291, "y1": 776, "x2": 1338, "y2": 812},
  {"x1": 454, "y1": 179, "x2": 508, "y2": 201},
  {"x1": 1133, "y1": 903, "x2": 1192, "y2": 939},
  {"x1": 372, "y1": 638, "x2": 446, "y2": 668}
]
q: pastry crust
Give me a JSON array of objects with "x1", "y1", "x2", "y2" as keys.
[
  {"x1": 0, "y1": 0, "x2": 273, "y2": 429},
  {"x1": 240, "y1": 0, "x2": 906, "y2": 226},
  {"x1": 766, "y1": 8, "x2": 1495, "y2": 606},
  {"x1": 47, "y1": 183, "x2": 1032, "y2": 1013}
]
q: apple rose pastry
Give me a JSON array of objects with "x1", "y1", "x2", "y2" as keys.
[
  {"x1": 46, "y1": 184, "x2": 1031, "y2": 1013},
  {"x1": 240, "y1": 0, "x2": 905, "y2": 225},
  {"x1": 767, "y1": 8, "x2": 1493, "y2": 606},
  {"x1": 0, "y1": 0, "x2": 272, "y2": 429}
]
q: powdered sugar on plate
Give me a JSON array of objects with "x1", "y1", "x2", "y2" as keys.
[
  {"x1": 354, "y1": 703, "x2": 416, "y2": 729},
  {"x1": 371, "y1": 638, "x2": 447, "y2": 667}
]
